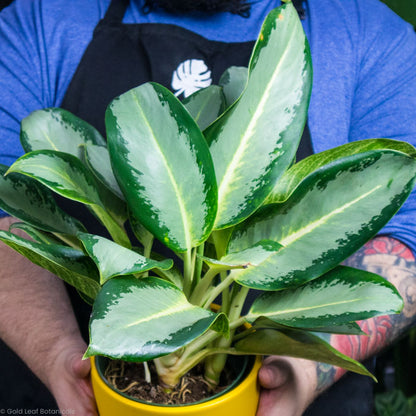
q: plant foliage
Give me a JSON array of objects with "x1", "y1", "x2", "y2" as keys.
[{"x1": 0, "y1": 2, "x2": 415, "y2": 391}]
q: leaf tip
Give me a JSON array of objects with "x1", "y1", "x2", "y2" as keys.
[{"x1": 82, "y1": 347, "x2": 94, "y2": 360}]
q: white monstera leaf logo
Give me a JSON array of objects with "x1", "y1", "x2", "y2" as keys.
[{"x1": 171, "y1": 59, "x2": 212, "y2": 98}]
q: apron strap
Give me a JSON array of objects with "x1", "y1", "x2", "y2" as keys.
[
  {"x1": 292, "y1": 0, "x2": 306, "y2": 20},
  {"x1": 102, "y1": 0, "x2": 129, "y2": 24}
]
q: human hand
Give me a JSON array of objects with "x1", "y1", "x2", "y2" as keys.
[
  {"x1": 48, "y1": 338, "x2": 98, "y2": 415},
  {"x1": 256, "y1": 356, "x2": 318, "y2": 416}
]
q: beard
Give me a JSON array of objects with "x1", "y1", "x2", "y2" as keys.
[{"x1": 142, "y1": 0, "x2": 252, "y2": 16}]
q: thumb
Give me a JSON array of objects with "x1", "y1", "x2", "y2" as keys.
[
  {"x1": 66, "y1": 350, "x2": 94, "y2": 399},
  {"x1": 258, "y1": 358, "x2": 292, "y2": 389},
  {"x1": 70, "y1": 353, "x2": 91, "y2": 378}
]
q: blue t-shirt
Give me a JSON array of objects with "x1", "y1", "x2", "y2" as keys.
[{"x1": 1, "y1": 0, "x2": 416, "y2": 253}]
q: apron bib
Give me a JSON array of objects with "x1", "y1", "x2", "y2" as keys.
[{"x1": 61, "y1": 0, "x2": 312, "y2": 159}]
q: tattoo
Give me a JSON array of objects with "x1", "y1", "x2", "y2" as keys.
[{"x1": 315, "y1": 236, "x2": 416, "y2": 392}]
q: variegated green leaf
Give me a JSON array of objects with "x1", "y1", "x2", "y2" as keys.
[
  {"x1": 234, "y1": 327, "x2": 375, "y2": 379},
  {"x1": 85, "y1": 276, "x2": 228, "y2": 361},
  {"x1": 19, "y1": 109, "x2": 127, "y2": 224},
  {"x1": 20, "y1": 108, "x2": 105, "y2": 158},
  {"x1": 7, "y1": 150, "x2": 102, "y2": 205},
  {"x1": 78, "y1": 233, "x2": 173, "y2": 284},
  {"x1": 182, "y1": 85, "x2": 225, "y2": 130},
  {"x1": 267, "y1": 139, "x2": 416, "y2": 204},
  {"x1": 0, "y1": 164, "x2": 85, "y2": 236},
  {"x1": 83, "y1": 144, "x2": 125, "y2": 201},
  {"x1": 200, "y1": 240, "x2": 282, "y2": 270},
  {"x1": 228, "y1": 150, "x2": 416, "y2": 290},
  {"x1": 0, "y1": 230, "x2": 100, "y2": 299},
  {"x1": 219, "y1": 66, "x2": 248, "y2": 108},
  {"x1": 206, "y1": 2, "x2": 312, "y2": 229},
  {"x1": 81, "y1": 147, "x2": 128, "y2": 227},
  {"x1": 8, "y1": 222, "x2": 64, "y2": 245},
  {"x1": 246, "y1": 266, "x2": 403, "y2": 328},
  {"x1": 106, "y1": 82, "x2": 217, "y2": 252},
  {"x1": 6, "y1": 150, "x2": 130, "y2": 246}
]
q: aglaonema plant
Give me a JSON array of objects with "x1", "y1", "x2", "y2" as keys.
[{"x1": 1, "y1": 1, "x2": 415, "y2": 394}]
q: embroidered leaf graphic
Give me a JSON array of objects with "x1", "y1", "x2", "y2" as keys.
[{"x1": 171, "y1": 59, "x2": 212, "y2": 98}]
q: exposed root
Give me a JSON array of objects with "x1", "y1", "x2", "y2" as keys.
[
  {"x1": 103, "y1": 360, "x2": 233, "y2": 405},
  {"x1": 118, "y1": 381, "x2": 140, "y2": 393}
]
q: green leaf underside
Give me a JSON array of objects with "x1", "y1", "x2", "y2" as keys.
[
  {"x1": 93, "y1": 182, "x2": 127, "y2": 228},
  {"x1": 252, "y1": 318, "x2": 366, "y2": 336},
  {"x1": 0, "y1": 164, "x2": 85, "y2": 235},
  {"x1": 200, "y1": 240, "x2": 282, "y2": 269},
  {"x1": 78, "y1": 233, "x2": 173, "y2": 284},
  {"x1": 129, "y1": 211, "x2": 154, "y2": 248},
  {"x1": 206, "y1": 3, "x2": 312, "y2": 229},
  {"x1": 20, "y1": 108, "x2": 105, "y2": 158},
  {"x1": 228, "y1": 151, "x2": 416, "y2": 290},
  {"x1": 9, "y1": 222, "x2": 63, "y2": 245},
  {"x1": 84, "y1": 144, "x2": 125, "y2": 200},
  {"x1": 86, "y1": 276, "x2": 228, "y2": 361},
  {"x1": 246, "y1": 266, "x2": 403, "y2": 328},
  {"x1": 6, "y1": 150, "x2": 102, "y2": 206},
  {"x1": 268, "y1": 139, "x2": 416, "y2": 204},
  {"x1": 182, "y1": 85, "x2": 225, "y2": 131},
  {"x1": 234, "y1": 328, "x2": 375, "y2": 380},
  {"x1": 106, "y1": 82, "x2": 217, "y2": 252},
  {"x1": 218, "y1": 66, "x2": 248, "y2": 108},
  {"x1": 0, "y1": 231, "x2": 100, "y2": 299},
  {"x1": 153, "y1": 263, "x2": 184, "y2": 289}
]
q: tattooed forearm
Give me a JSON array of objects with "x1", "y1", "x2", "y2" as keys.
[{"x1": 315, "y1": 236, "x2": 416, "y2": 393}]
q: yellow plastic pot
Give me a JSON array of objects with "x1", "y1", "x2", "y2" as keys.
[{"x1": 91, "y1": 355, "x2": 262, "y2": 416}]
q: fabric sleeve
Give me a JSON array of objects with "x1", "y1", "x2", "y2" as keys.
[
  {"x1": 0, "y1": 2, "x2": 45, "y2": 167},
  {"x1": 348, "y1": 2, "x2": 416, "y2": 254},
  {"x1": 0, "y1": 0, "x2": 104, "y2": 217}
]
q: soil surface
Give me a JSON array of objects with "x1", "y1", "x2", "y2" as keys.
[{"x1": 104, "y1": 359, "x2": 237, "y2": 405}]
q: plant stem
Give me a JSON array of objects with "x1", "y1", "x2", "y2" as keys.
[
  {"x1": 193, "y1": 243, "x2": 204, "y2": 287},
  {"x1": 143, "y1": 361, "x2": 151, "y2": 384},
  {"x1": 183, "y1": 248, "x2": 194, "y2": 298},
  {"x1": 230, "y1": 317, "x2": 248, "y2": 331},
  {"x1": 228, "y1": 285, "x2": 249, "y2": 323},
  {"x1": 155, "y1": 348, "x2": 215, "y2": 388},
  {"x1": 143, "y1": 236, "x2": 153, "y2": 259},
  {"x1": 220, "y1": 271, "x2": 231, "y2": 313},
  {"x1": 91, "y1": 204, "x2": 131, "y2": 248},
  {"x1": 190, "y1": 246, "x2": 197, "y2": 290},
  {"x1": 178, "y1": 329, "x2": 222, "y2": 363},
  {"x1": 203, "y1": 285, "x2": 249, "y2": 388},
  {"x1": 202, "y1": 272, "x2": 235, "y2": 308},
  {"x1": 190, "y1": 267, "x2": 219, "y2": 304}
]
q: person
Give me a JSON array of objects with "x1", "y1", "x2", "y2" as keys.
[{"x1": 0, "y1": 0, "x2": 416, "y2": 415}]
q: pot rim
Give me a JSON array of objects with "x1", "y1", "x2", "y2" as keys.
[
  {"x1": 93, "y1": 354, "x2": 258, "y2": 407},
  {"x1": 91, "y1": 355, "x2": 262, "y2": 414}
]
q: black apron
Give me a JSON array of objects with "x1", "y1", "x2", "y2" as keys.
[
  {"x1": 0, "y1": 0, "x2": 373, "y2": 412},
  {"x1": 59, "y1": 0, "x2": 314, "y2": 337}
]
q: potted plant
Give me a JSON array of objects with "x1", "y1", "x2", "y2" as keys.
[{"x1": 0, "y1": 2, "x2": 415, "y2": 415}]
